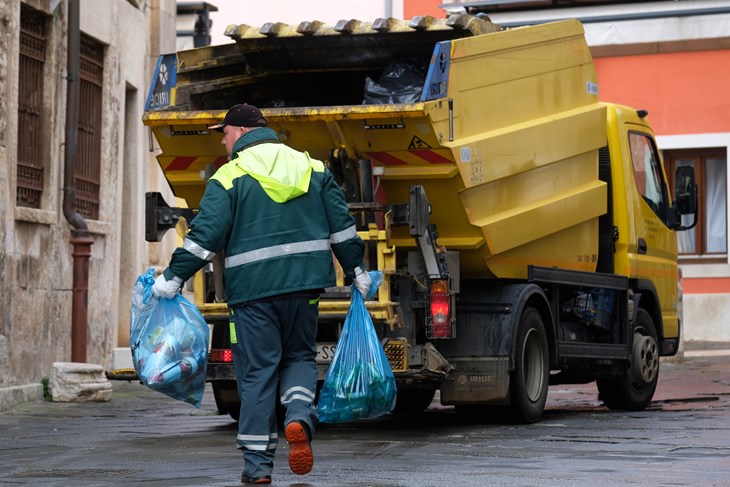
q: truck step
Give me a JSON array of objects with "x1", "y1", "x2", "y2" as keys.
[{"x1": 557, "y1": 341, "x2": 628, "y2": 360}]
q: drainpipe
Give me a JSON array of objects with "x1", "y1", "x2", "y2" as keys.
[{"x1": 63, "y1": 0, "x2": 93, "y2": 363}]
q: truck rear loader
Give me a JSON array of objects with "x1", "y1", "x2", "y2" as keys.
[{"x1": 142, "y1": 15, "x2": 697, "y2": 423}]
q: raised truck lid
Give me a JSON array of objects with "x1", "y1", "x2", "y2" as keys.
[{"x1": 143, "y1": 16, "x2": 607, "y2": 280}]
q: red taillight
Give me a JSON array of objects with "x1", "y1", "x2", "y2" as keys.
[
  {"x1": 429, "y1": 279, "x2": 451, "y2": 338},
  {"x1": 209, "y1": 349, "x2": 233, "y2": 363}
]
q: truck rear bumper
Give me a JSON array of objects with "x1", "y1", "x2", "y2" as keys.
[
  {"x1": 206, "y1": 362, "x2": 452, "y2": 385},
  {"x1": 207, "y1": 340, "x2": 459, "y2": 386}
]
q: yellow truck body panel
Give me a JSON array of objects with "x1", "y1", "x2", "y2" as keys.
[{"x1": 144, "y1": 18, "x2": 606, "y2": 279}]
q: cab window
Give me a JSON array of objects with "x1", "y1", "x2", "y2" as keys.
[{"x1": 629, "y1": 132, "x2": 668, "y2": 222}]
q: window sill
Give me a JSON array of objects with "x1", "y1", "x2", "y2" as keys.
[
  {"x1": 85, "y1": 219, "x2": 113, "y2": 235},
  {"x1": 679, "y1": 255, "x2": 728, "y2": 265},
  {"x1": 14, "y1": 207, "x2": 56, "y2": 225},
  {"x1": 15, "y1": 207, "x2": 112, "y2": 235}
]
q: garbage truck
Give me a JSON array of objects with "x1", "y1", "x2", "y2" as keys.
[{"x1": 141, "y1": 14, "x2": 697, "y2": 423}]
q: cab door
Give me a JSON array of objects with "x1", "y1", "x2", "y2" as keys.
[{"x1": 626, "y1": 128, "x2": 679, "y2": 340}]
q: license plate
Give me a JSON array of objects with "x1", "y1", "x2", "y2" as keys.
[{"x1": 316, "y1": 343, "x2": 337, "y2": 364}]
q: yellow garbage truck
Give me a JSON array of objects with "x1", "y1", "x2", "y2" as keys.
[{"x1": 142, "y1": 15, "x2": 697, "y2": 423}]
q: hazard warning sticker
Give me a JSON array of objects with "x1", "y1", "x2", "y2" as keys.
[{"x1": 409, "y1": 136, "x2": 431, "y2": 149}]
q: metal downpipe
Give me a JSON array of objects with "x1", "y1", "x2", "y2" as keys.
[{"x1": 63, "y1": 0, "x2": 93, "y2": 363}]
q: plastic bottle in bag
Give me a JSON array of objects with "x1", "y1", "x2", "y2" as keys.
[{"x1": 149, "y1": 356, "x2": 199, "y2": 385}]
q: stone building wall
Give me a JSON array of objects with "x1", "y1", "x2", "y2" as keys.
[{"x1": 0, "y1": 0, "x2": 177, "y2": 409}]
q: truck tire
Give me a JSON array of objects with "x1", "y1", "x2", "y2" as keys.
[
  {"x1": 597, "y1": 308, "x2": 659, "y2": 411},
  {"x1": 212, "y1": 381, "x2": 241, "y2": 421},
  {"x1": 510, "y1": 307, "x2": 549, "y2": 424},
  {"x1": 392, "y1": 386, "x2": 436, "y2": 415}
]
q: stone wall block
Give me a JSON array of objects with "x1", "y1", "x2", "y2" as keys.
[{"x1": 50, "y1": 362, "x2": 112, "y2": 402}]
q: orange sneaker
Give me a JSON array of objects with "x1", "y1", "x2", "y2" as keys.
[{"x1": 285, "y1": 421, "x2": 313, "y2": 475}]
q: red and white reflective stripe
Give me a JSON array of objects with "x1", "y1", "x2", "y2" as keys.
[
  {"x1": 165, "y1": 156, "x2": 197, "y2": 170},
  {"x1": 364, "y1": 149, "x2": 453, "y2": 166},
  {"x1": 163, "y1": 155, "x2": 228, "y2": 171},
  {"x1": 409, "y1": 149, "x2": 452, "y2": 164},
  {"x1": 365, "y1": 151, "x2": 406, "y2": 166}
]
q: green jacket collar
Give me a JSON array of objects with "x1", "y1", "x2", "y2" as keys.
[{"x1": 231, "y1": 127, "x2": 279, "y2": 157}]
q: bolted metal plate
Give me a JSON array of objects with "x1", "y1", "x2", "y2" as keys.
[{"x1": 440, "y1": 357, "x2": 510, "y2": 404}]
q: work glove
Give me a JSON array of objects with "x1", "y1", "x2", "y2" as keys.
[
  {"x1": 353, "y1": 266, "x2": 372, "y2": 299},
  {"x1": 152, "y1": 273, "x2": 183, "y2": 299}
]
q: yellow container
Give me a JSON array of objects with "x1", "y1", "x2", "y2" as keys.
[{"x1": 144, "y1": 17, "x2": 606, "y2": 279}]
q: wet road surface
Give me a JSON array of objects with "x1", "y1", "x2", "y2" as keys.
[{"x1": 0, "y1": 353, "x2": 728, "y2": 486}]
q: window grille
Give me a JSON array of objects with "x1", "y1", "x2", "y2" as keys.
[
  {"x1": 76, "y1": 34, "x2": 104, "y2": 220},
  {"x1": 16, "y1": 5, "x2": 48, "y2": 209}
]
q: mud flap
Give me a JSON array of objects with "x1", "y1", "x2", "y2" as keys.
[{"x1": 439, "y1": 357, "x2": 510, "y2": 405}]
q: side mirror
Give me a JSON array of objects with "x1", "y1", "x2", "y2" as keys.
[
  {"x1": 672, "y1": 165, "x2": 698, "y2": 231},
  {"x1": 675, "y1": 166, "x2": 697, "y2": 214}
]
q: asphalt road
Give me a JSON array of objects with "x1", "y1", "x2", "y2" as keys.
[{"x1": 0, "y1": 352, "x2": 729, "y2": 487}]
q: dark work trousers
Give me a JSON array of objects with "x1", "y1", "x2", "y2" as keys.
[{"x1": 230, "y1": 296, "x2": 319, "y2": 479}]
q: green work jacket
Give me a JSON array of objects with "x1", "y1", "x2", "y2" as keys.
[{"x1": 164, "y1": 128, "x2": 364, "y2": 304}]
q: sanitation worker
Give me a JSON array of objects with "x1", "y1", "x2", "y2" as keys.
[{"x1": 152, "y1": 103, "x2": 371, "y2": 484}]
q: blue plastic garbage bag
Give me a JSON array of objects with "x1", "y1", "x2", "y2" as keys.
[
  {"x1": 129, "y1": 268, "x2": 209, "y2": 407},
  {"x1": 317, "y1": 271, "x2": 397, "y2": 422}
]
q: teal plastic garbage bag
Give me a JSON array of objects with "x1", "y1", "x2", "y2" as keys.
[
  {"x1": 317, "y1": 271, "x2": 397, "y2": 422},
  {"x1": 130, "y1": 268, "x2": 209, "y2": 407}
]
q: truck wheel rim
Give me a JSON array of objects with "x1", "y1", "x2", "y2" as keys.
[
  {"x1": 523, "y1": 329, "x2": 545, "y2": 402},
  {"x1": 631, "y1": 333, "x2": 658, "y2": 385}
]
